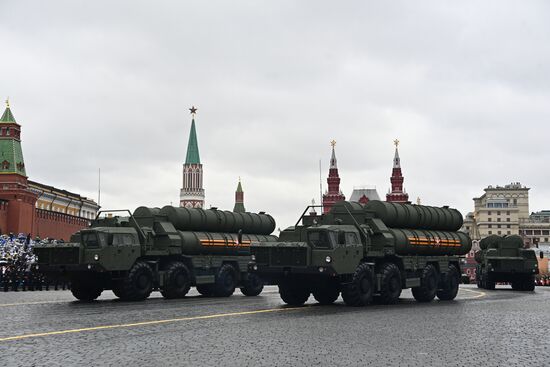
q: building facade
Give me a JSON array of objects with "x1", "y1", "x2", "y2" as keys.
[
  {"x1": 0, "y1": 101, "x2": 99, "y2": 240},
  {"x1": 465, "y1": 182, "x2": 530, "y2": 240},
  {"x1": 349, "y1": 187, "x2": 381, "y2": 204},
  {"x1": 322, "y1": 141, "x2": 345, "y2": 214},
  {"x1": 386, "y1": 140, "x2": 410, "y2": 203},
  {"x1": 180, "y1": 107, "x2": 205, "y2": 208}
]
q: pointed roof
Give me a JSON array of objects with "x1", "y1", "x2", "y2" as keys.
[
  {"x1": 393, "y1": 139, "x2": 401, "y2": 169},
  {"x1": 0, "y1": 105, "x2": 16, "y2": 123},
  {"x1": 185, "y1": 118, "x2": 201, "y2": 164},
  {"x1": 236, "y1": 179, "x2": 243, "y2": 193},
  {"x1": 330, "y1": 140, "x2": 338, "y2": 168}
]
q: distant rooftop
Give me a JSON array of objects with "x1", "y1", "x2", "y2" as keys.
[
  {"x1": 485, "y1": 182, "x2": 529, "y2": 190},
  {"x1": 350, "y1": 187, "x2": 381, "y2": 202}
]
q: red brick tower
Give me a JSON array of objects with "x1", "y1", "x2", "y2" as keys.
[
  {"x1": 322, "y1": 140, "x2": 345, "y2": 214},
  {"x1": 386, "y1": 139, "x2": 410, "y2": 203},
  {"x1": 0, "y1": 99, "x2": 38, "y2": 234}
]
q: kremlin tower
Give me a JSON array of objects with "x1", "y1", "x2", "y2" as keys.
[
  {"x1": 322, "y1": 140, "x2": 345, "y2": 214},
  {"x1": 0, "y1": 99, "x2": 37, "y2": 234},
  {"x1": 180, "y1": 106, "x2": 205, "y2": 208},
  {"x1": 386, "y1": 139, "x2": 410, "y2": 203},
  {"x1": 233, "y1": 178, "x2": 245, "y2": 213}
]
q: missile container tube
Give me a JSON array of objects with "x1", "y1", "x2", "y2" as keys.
[
  {"x1": 34, "y1": 206, "x2": 277, "y2": 302},
  {"x1": 249, "y1": 200, "x2": 472, "y2": 307},
  {"x1": 474, "y1": 235, "x2": 538, "y2": 291}
]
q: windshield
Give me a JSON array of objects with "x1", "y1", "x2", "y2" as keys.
[
  {"x1": 308, "y1": 231, "x2": 333, "y2": 249},
  {"x1": 82, "y1": 232, "x2": 107, "y2": 248}
]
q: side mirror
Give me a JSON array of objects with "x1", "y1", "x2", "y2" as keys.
[
  {"x1": 237, "y1": 230, "x2": 243, "y2": 245},
  {"x1": 338, "y1": 230, "x2": 346, "y2": 245},
  {"x1": 540, "y1": 251, "x2": 544, "y2": 259}
]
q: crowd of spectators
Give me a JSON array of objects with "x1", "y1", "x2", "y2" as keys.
[{"x1": 0, "y1": 233, "x2": 68, "y2": 291}]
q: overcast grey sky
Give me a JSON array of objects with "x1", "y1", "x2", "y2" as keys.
[{"x1": 1, "y1": 1, "x2": 549, "y2": 228}]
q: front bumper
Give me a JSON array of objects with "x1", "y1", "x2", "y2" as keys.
[
  {"x1": 36, "y1": 263, "x2": 106, "y2": 274},
  {"x1": 248, "y1": 262, "x2": 338, "y2": 277}
]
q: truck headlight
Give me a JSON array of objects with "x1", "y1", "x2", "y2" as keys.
[
  {"x1": 87, "y1": 264, "x2": 92, "y2": 270},
  {"x1": 94, "y1": 254, "x2": 99, "y2": 261},
  {"x1": 253, "y1": 265, "x2": 258, "y2": 271},
  {"x1": 251, "y1": 254, "x2": 256, "y2": 261},
  {"x1": 325, "y1": 256, "x2": 332, "y2": 263}
]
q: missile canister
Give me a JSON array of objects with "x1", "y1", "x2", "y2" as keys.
[
  {"x1": 156, "y1": 206, "x2": 276, "y2": 235},
  {"x1": 133, "y1": 207, "x2": 161, "y2": 217},
  {"x1": 389, "y1": 228, "x2": 472, "y2": 256},
  {"x1": 364, "y1": 200, "x2": 463, "y2": 231},
  {"x1": 177, "y1": 231, "x2": 278, "y2": 256},
  {"x1": 479, "y1": 234, "x2": 523, "y2": 250}
]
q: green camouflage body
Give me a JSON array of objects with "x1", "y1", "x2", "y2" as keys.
[
  {"x1": 475, "y1": 235, "x2": 538, "y2": 284},
  {"x1": 249, "y1": 201, "x2": 471, "y2": 289},
  {"x1": 33, "y1": 210, "x2": 276, "y2": 290}
]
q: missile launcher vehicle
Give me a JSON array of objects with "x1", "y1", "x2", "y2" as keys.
[
  {"x1": 249, "y1": 200, "x2": 472, "y2": 306},
  {"x1": 34, "y1": 206, "x2": 277, "y2": 302},
  {"x1": 474, "y1": 235, "x2": 538, "y2": 291}
]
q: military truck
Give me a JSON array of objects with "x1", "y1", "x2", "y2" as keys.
[
  {"x1": 33, "y1": 206, "x2": 277, "y2": 302},
  {"x1": 248, "y1": 200, "x2": 472, "y2": 306},
  {"x1": 475, "y1": 235, "x2": 538, "y2": 291}
]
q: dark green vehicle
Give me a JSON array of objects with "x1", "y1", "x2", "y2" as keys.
[
  {"x1": 475, "y1": 235, "x2": 538, "y2": 291},
  {"x1": 249, "y1": 200, "x2": 472, "y2": 306},
  {"x1": 34, "y1": 206, "x2": 277, "y2": 301}
]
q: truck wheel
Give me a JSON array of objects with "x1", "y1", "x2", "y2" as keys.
[
  {"x1": 312, "y1": 283, "x2": 340, "y2": 305},
  {"x1": 437, "y1": 265, "x2": 460, "y2": 301},
  {"x1": 119, "y1": 261, "x2": 154, "y2": 301},
  {"x1": 215, "y1": 264, "x2": 237, "y2": 297},
  {"x1": 342, "y1": 263, "x2": 374, "y2": 306},
  {"x1": 412, "y1": 264, "x2": 438, "y2": 303},
  {"x1": 279, "y1": 282, "x2": 310, "y2": 306},
  {"x1": 161, "y1": 262, "x2": 191, "y2": 299},
  {"x1": 376, "y1": 263, "x2": 402, "y2": 304},
  {"x1": 71, "y1": 278, "x2": 102, "y2": 302},
  {"x1": 476, "y1": 279, "x2": 483, "y2": 288},
  {"x1": 522, "y1": 276, "x2": 535, "y2": 291},
  {"x1": 240, "y1": 273, "x2": 264, "y2": 296}
]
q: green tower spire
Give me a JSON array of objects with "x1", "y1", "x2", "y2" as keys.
[
  {"x1": 0, "y1": 99, "x2": 16, "y2": 123},
  {"x1": 0, "y1": 100, "x2": 27, "y2": 176},
  {"x1": 233, "y1": 178, "x2": 245, "y2": 213},
  {"x1": 185, "y1": 108, "x2": 201, "y2": 164}
]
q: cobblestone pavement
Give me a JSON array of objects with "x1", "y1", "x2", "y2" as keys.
[{"x1": 0, "y1": 285, "x2": 548, "y2": 366}]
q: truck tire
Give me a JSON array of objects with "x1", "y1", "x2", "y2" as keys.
[
  {"x1": 196, "y1": 284, "x2": 214, "y2": 296},
  {"x1": 214, "y1": 264, "x2": 236, "y2": 297},
  {"x1": 71, "y1": 278, "x2": 102, "y2": 302},
  {"x1": 342, "y1": 263, "x2": 374, "y2": 306},
  {"x1": 376, "y1": 263, "x2": 402, "y2": 304},
  {"x1": 240, "y1": 273, "x2": 264, "y2": 296},
  {"x1": 312, "y1": 283, "x2": 340, "y2": 305},
  {"x1": 161, "y1": 262, "x2": 191, "y2": 299},
  {"x1": 279, "y1": 282, "x2": 310, "y2": 306},
  {"x1": 522, "y1": 276, "x2": 535, "y2": 291},
  {"x1": 436, "y1": 265, "x2": 460, "y2": 301},
  {"x1": 119, "y1": 261, "x2": 154, "y2": 301},
  {"x1": 412, "y1": 264, "x2": 438, "y2": 303}
]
